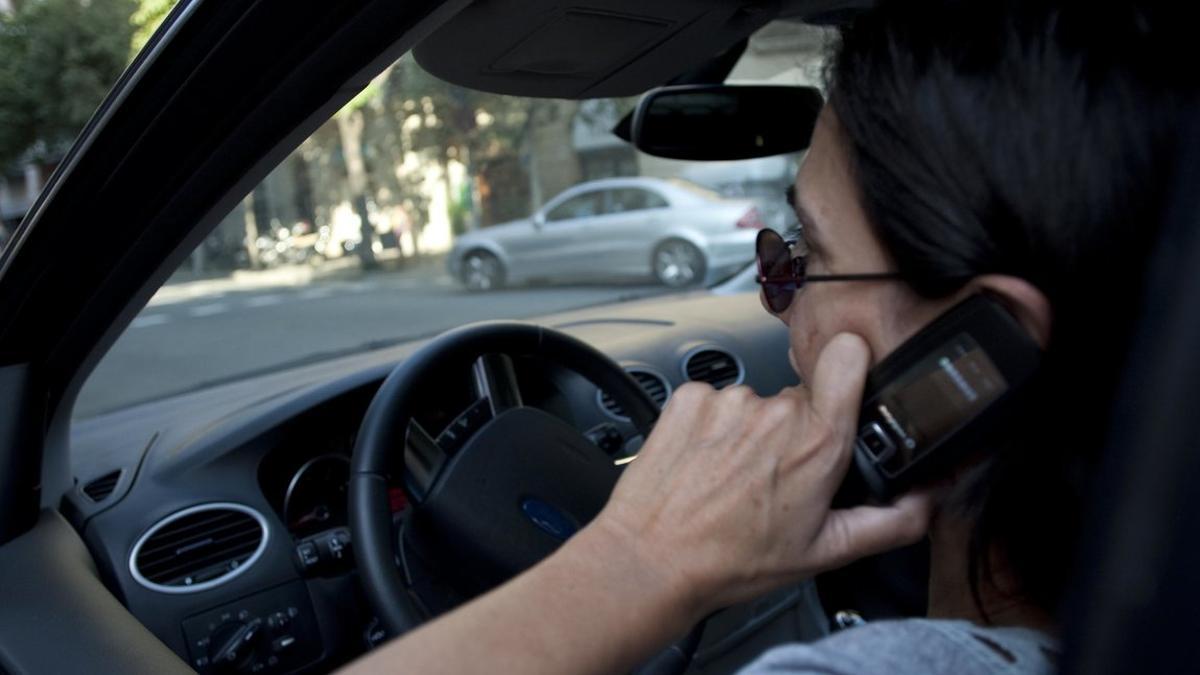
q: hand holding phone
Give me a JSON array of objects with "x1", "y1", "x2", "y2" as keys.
[{"x1": 594, "y1": 334, "x2": 935, "y2": 617}]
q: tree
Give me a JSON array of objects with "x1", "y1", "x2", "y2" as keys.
[
  {"x1": 0, "y1": 0, "x2": 138, "y2": 170},
  {"x1": 310, "y1": 58, "x2": 538, "y2": 263},
  {"x1": 130, "y1": 0, "x2": 174, "y2": 56},
  {"x1": 377, "y1": 56, "x2": 544, "y2": 229},
  {"x1": 333, "y1": 79, "x2": 385, "y2": 269}
]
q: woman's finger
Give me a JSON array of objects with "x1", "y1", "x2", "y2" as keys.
[{"x1": 808, "y1": 490, "x2": 937, "y2": 570}]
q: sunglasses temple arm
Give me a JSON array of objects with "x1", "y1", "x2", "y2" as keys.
[{"x1": 805, "y1": 273, "x2": 903, "y2": 282}]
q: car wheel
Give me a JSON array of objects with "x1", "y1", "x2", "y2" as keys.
[
  {"x1": 460, "y1": 250, "x2": 506, "y2": 291},
  {"x1": 652, "y1": 239, "x2": 706, "y2": 287}
]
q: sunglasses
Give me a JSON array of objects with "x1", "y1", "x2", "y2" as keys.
[{"x1": 755, "y1": 228, "x2": 902, "y2": 313}]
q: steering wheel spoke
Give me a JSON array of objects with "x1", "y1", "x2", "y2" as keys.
[
  {"x1": 472, "y1": 353, "x2": 523, "y2": 415},
  {"x1": 404, "y1": 421, "x2": 446, "y2": 504}
]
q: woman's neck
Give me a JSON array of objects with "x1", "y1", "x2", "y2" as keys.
[{"x1": 925, "y1": 511, "x2": 1056, "y2": 634}]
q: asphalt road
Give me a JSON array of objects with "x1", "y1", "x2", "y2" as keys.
[{"x1": 75, "y1": 270, "x2": 673, "y2": 418}]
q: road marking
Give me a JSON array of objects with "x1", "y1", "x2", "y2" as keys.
[
  {"x1": 131, "y1": 314, "x2": 170, "y2": 328},
  {"x1": 298, "y1": 287, "x2": 334, "y2": 300},
  {"x1": 189, "y1": 303, "x2": 229, "y2": 317},
  {"x1": 148, "y1": 290, "x2": 227, "y2": 307},
  {"x1": 389, "y1": 276, "x2": 454, "y2": 289},
  {"x1": 245, "y1": 294, "x2": 283, "y2": 307}
]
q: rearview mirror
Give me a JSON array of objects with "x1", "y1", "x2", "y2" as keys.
[{"x1": 614, "y1": 85, "x2": 824, "y2": 161}]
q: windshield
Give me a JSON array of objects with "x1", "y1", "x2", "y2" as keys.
[
  {"x1": 73, "y1": 19, "x2": 832, "y2": 419},
  {"x1": 665, "y1": 179, "x2": 723, "y2": 201}
]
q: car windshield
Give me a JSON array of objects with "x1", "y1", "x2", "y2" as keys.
[
  {"x1": 665, "y1": 179, "x2": 723, "y2": 201},
  {"x1": 64, "y1": 19, "x2": 831, "y2": 419}
]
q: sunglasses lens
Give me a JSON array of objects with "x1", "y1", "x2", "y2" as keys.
[{"x1": 756, "y1": 230, "x2": 797, "y2": 313}]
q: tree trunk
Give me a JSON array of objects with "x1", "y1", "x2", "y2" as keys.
[
  {"x1": 242, "y1": 194, "x2": 261, "y2": 269},
  {"x1": 291, "y1": 156, "x2": 317, "y2": 227},
  {"x1": 335, "y1": 110, "x2": 377, "y2": 270},
  {"x1": 461, "y1": 146, "x2": 480, "y2": 231},
  {"x1": 440, "y1": 155, "x2": 457, "y2": 236}
]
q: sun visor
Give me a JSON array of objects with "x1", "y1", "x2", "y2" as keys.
[{"x1": 413, "y1": 0, "x2": 781, "y2": 99}]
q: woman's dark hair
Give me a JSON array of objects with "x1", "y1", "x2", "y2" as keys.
[{"x1": 827, "y1": 0, "x2": 1194, "y2": 614}]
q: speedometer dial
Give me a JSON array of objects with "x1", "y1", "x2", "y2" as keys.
[{"x1": 283, "y1": 454, "x2": 351, "y2": 537}]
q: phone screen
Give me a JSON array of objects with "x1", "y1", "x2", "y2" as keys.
[{"x1": 871, "y1": 334, "x2": 1007, "y2": 475}]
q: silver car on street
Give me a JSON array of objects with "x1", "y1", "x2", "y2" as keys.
[{"x1": 447, "y1": 177, "x2": 767, "y2": 290}]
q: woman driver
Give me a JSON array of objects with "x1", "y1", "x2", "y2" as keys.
[{"x1": 346, "y1": 1, "x2": 1186, "y2": 672}]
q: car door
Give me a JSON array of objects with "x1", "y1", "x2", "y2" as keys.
[
  {"x1": 598, "y1": 187, "x2": 672, "y2": 276},
  {"x1": 519, "y1": 188, "x2": 606, "y2": 279}
]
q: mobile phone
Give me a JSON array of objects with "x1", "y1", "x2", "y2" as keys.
[{"x1": 840, "y1": 294, "x2": 1043, "y2": 502}]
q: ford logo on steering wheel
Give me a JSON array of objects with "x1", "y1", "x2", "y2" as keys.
[{"x1": 520, "y1": 497, "x2": 579, "y2": 541}]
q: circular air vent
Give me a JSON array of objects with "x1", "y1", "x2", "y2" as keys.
[
  {"x1": 129, "y1": 503, "x2": 269, "y2": 594},
  {"x1": 598, "y1": 368, "x2": 672, "y2": 420},
  {"x1": 682, "y1": 347, "x2": 744, "y2": 389}
]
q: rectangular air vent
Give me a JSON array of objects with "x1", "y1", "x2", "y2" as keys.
[{"x1": 82, "y1": 470, "x2": 122, "y2": 503}]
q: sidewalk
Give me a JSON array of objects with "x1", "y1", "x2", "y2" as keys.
[{"x1": 150, "y1": 250, "x2": 446, "y2": 306}]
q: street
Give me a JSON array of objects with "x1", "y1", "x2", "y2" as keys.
[{"x1": 76, "y1": 268, "x2": 672, "y2": 418}]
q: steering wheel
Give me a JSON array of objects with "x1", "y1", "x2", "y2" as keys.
[{"x1": 349, "y1": 321, "x2": 660, "y2": 638}]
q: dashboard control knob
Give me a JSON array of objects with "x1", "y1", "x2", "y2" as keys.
[
  {"x1": 209, "y1": 618, "x2": 263, "y2": 670},
  {"x1": 271, "y1": 635, "x2": 296, "y2": 653},
  {"x1": 364, "y1": 617, "x2": 388, "y2": 649},
  {"x1": 266, "y1": 611, "x2": 290, "y2": 630}
]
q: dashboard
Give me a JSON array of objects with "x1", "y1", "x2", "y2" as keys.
[{"x1": 65, "y1": 292, "x2": 817, "y2": 674}]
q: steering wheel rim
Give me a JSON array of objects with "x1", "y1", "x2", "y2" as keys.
[{"x1": 349, "y1": 321, "x2": 660, "y2": 638}]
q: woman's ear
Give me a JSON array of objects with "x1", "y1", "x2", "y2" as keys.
[{"x1": 966, "y1": 274, "x2": 1053, "y2": 348}]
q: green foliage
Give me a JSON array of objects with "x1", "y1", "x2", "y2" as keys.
[
  {"x1": 304, "y1": 55, "x2": 545, "y2": 232},
  {"x1": 339, "y1": 77, "x2": 383, "y2": 117},
  {"x1": 383, "y1": 55, "x2": 536, "y2": 166},
  {"x1": 0, "y1": 0, "x2": 139, "y2": 169},
  {"x1": 130, "y1": 0, "x2": 175, "y2": 56},
  {"x1": 448, "y1": 181, "x2": 472, "y2": 236}
]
